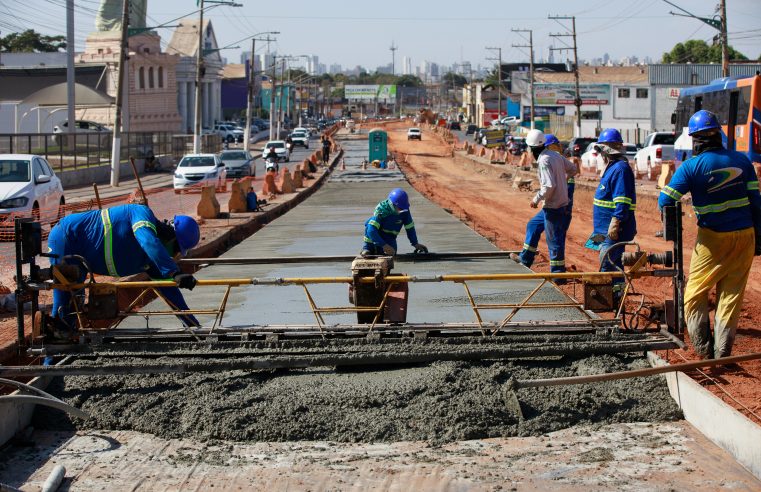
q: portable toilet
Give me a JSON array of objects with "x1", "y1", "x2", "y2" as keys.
[{"x1": 368, "y1": 129, "x2": 388, "y2": 162}]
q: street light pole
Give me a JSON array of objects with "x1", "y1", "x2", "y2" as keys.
[
  {"x1": 192, "y1": 0, "x2": 205, "y2": 153},
  {"x1": 243, "y1": 31, "x2": 278, "y2": 151}
]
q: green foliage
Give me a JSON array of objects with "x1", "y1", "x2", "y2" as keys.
[
  {"x1": 661, "y1": 39, "x2": 747, "y2": 63},
  {"x1": 394, "y1": 75, "x2": 423, "y2": 87},
  {"x1": 0, "y1": 29, "x2": 66, "y2": 52},
  {"x1": 441, "y1": 72, "x2": 468, "y2": 87}
]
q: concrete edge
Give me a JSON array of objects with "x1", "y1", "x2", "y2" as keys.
[
  {"x1": 0, "y1": 374, "x2": 52, "y2": 448},
  {"x1": 647, "y1": 351, "x2": 761, "y2": 480}
]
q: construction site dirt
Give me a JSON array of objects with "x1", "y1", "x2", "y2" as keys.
[
  {"x1": 388, "y1": 122, "x2": 761, "y2": 425},
  {"x1": 3, "y1": 129, "x2": 761, "y2": 490}
]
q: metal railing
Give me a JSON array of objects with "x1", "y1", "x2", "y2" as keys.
[{"x1": 0, "y1": 132, "x2": 222, "y2": 174}]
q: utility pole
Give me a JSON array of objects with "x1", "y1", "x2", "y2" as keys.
[
  {"x1": 720, "y1": 0, "x2": 729, "y2": 77},
  {"x1": 549, "y1": 15, "x2": 582, "y2": 137},
  {"x1": 390, "y1": 41, "x2": 397, "y2": 75},
  {"x1": 109, "y1": 0, "x2": 129, "y2": 186},
  {"x1": 485, "y1": 46, "x2": 502, "y2": 122},
  {"x1": 512, "y1": 29, "x2": 535, "y2": 129},
  {"x1": 66, "y1": 0, "x2": 75, "y2": 150},
  {"x1": 192, "y1": 0, "x2": 205, "y2": 153},
  {"x1": 269, "y1": 56, "x2": 277, "y2": 140},
  {"x1": 243, "y1": 33, "x2": 278, "y2": 151},
  {"x1": 276, "y1": 57, "x2": 286, "y2": 138}
]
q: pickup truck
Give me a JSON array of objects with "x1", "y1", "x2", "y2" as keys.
[{"x1": 633, "y1": 132, "x2": 677, "y2": 180}]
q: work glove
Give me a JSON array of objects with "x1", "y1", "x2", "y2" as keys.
[
  {"x1": 382, "y1": 244, "x2": 396, "y2": 256},
  {"x1": 173, "y1": 273, "x2": 197, "y2": 291},
  {"x1": 413, "y1": 243, "x2": 429, "y2": 254},
  {"x1": 607, "y1": 217, "x2": 621, "y2": 241}
]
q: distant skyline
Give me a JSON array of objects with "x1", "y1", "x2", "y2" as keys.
[{"x1": 4, "y1": 0, "x2": 761, "y2": 73}]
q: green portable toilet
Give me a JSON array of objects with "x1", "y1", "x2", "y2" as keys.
[{"x1": 368, "y1": 129, "x2": 388, "y2": 162}]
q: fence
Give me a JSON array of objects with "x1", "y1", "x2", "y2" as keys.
[
  {"x1": 0, "y1": 132, "x2": 223, "y2": 174},
  {"x1": 545, "y1": 115, "x2": 654, "y2": 146}
]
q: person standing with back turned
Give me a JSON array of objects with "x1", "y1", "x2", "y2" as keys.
[{"x1": 659, "y1": 110, "x2": 761, "y2": 359}]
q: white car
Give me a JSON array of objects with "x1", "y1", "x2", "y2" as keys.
[
  {"x1": 289, "y1": 130, "x2": 309, "y2": 148},
  {"x1": 213, "y1": 124, "x2": 244, "y2": 143},
  {"x1": 262, "y1": 140, "x2": 290, "y2": 162},
  {"x1": 407, "y1": 128, "x2": 422, "y2": 140},
  {"x1": 0, "y1": 154, "x2": 65, "y2": 227},
  {"x1": 173, "y1": 154, "x2": 228, "y2": 194},
  {"x1": 581, "y1": 142, "x2": 639, "y2": 173}
]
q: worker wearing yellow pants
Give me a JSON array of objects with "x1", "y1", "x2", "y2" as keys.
[{"x1": 684, "y1": 227, "x2": 755, "y2": 358}]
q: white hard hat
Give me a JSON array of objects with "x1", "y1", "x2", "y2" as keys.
[{"x1": 525, "y1": 129, "x2": 545, "y2": 147}]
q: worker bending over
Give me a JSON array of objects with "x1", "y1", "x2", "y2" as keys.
[
  {"x1": 515, "y1": 130, "x2": 570, "y2": 276},
  {"x1": 512, "y1": 133, "x2": 578, "y2": 268},
  {"x1": 589, "y1": 128, "x2": 637, "y2": 303},
  {"x1": 659, "y1": 110, "x2": 761, "y2": 359},
  {"x1": 48, "y1": 204, "x2": 201, "y2": 336},
  {"x1": 361, "y1": 188, "x2": 427, "y2": 256}
]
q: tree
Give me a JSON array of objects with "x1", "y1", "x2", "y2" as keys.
[
  {"x1": 661, "y1": 39, "x2": 747, "y2": 64},
  {"x1": 0, "y1": 29, "x2": 66, "y2": 52},
  {"x1": 441, "y1": 72, "x2": 468, "y2": 88},
  {"x1": 395, "y1": 75, "x2": 423, "y2": 87}
]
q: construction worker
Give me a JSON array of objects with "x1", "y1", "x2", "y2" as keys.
[
  {"x1": 47, "y1": 204, "x2": 201, "y2": 336},
  {"x1": 321, "y1": 135, "x2": 331, "y2": 164},
  {"x1": 512, "y1": 134, "x2": 578, "y2": 268},
  {"x1": 589, "y1": 128, "x2": 637, "y2": 301},
  {"x1": 511, "y1": 129, "x2": 570, "y2": 277},
  {"x1": 361, "y1": 188, "x2": 427, "y2": 256},
  {"x1": 658, "y1": 110, "x2": 761, "y2": 359}
]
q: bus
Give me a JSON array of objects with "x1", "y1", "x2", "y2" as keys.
[{"x1": 672, "y1": 74, "x2": 761, "y2": 167}]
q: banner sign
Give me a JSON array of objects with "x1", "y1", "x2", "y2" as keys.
[
  {"x1": 483, "y1": 129, "x2": 506, "y2": 148},
  {"x1": 345, "y1": 85, "x2": 398, "y2": 102},
  {"x1": 535, "y1": 83, "x2": 610, "y2": 106}
]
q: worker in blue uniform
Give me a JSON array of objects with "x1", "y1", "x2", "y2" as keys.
[
  {"x1": 512, "y1": 134, "x2": 578, "y2": 268},
  {"x1": 659, "y1": 110, "x2": 761, "y2": 359},
  {"x1": 47, "y1": 204, "x2": 201, "y2": 335},
  {"x1": 588, "y1": 128, "x2": 637, "y2": 300},
  {"x1": 361, "y1": 188, "x2": 427, "y2": 256}
]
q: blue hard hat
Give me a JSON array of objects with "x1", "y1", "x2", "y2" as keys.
[
  {"x1": 173, "y1": 215, "x2": 200, "y2": 256},
  {"x1": 544, "y1": 134, "x2": 560, "y2": 147},
  {"x1": 388, "y1": 188, "x2": 410, "y2": 211},
  {"x1": 688, "y1": 110, "x2": 720, "y2": 136},
  {"x1": 597, "y1": 128, "x2": 623, "y2": 144}
]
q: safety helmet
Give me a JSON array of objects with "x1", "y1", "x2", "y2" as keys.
[
  {"x1": 388, "y1": 188, "x2": 410, "y2": 211},
  {"x1": 544, "y1": 134, "x2": 560, "y2": 147},
  {"x1": 688, "y1": 110, "x2": 720, "y2": 136},
  {"x1": 597, "y1": 128, "x2": 623, "y2": 144},
  {"x1": 173, "y1": 215, "x2": 200, "y2": 256},
  {"x1": 525, "y1": 129, "x2": 545, "y2": 148}
]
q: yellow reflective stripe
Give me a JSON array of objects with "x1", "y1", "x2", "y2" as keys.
[
  {"x1": 748, "y1": 181, "x2": 759, "y2": 191},
  {"x1": 522, "y1": 243, "x2": 537, "y2": 253},
  {"x1": 661, "y1": 186, "x2": 683, "y2": 201},
  {"x1": 132, "y1": 220, "x2": 157, "y2": 235},
  {"x1": 404, "y1": 221, "x2": 415, "y2": 230},
  {"x1": 381, "y1": 228, "x2": 400, "y2": 236},
  {"x1": 363, "y1": 236, "x2": 374, "y2": 244},
  {"x1": 368, "y1": 219, "x2": 381, "y2": 229},
  {"x1": 100, "y1": 209, "x2": 119, "y2": 277},
  {"x1": 550, "y1": 260, "x2": 566, "y2": 266},
  {"x1": 593, "y1": 198, "x2": 616, "y2": 209},
  {"x1": 567, "y1": 177, "x2": 575, "y2": 184},
  {"x1": 693, "y1": 197, "x2": 750, "y2": 215},
  {"x1": 612, "y1": 196, "x2": 633, "y2": 205}
]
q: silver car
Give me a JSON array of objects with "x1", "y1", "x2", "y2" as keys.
[{"x1": 220, "y1": 150, "x2": 255, "y2": 178}]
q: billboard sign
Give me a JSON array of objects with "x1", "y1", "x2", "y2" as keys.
[
  {"x1": 535, "y1": 83, "x2": 610, "y2": 106},
  {"x1": 345, "y1": 85, "x2": 398, "y2": 102},
  {"x1": 483, "y1": 129, "x2": 506, "y2": 148}
]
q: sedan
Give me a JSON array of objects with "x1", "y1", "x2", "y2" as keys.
[
  {"x1": 219, "y1": 150, "x2": 255, "y2": 178},
  {"x1": 0, "y1": 154, "x2": 65, "y2": 228},
  {"x1": 407, "y1": 128, "x2": 422, "y2": 140},
  {"x1": 174, "y1": 154, "x2": 228, "y2": 194},
  {"x1": 262, "y1": 140, "x2": 290, "y2": 162}
]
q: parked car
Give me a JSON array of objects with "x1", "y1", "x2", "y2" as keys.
[
  {"x1": 580, "y1": 143, "x2": 604, "y2": 173},
  {"x1": 407, "y1": 127, "x2": 422, "y2": 140},
  {"x1": 289, "y1": 128, "x2": 310, "y2": 148},
  {"x1": 52, "y1": 120, "x2": 111, "y2": 147},
  {"x1": 0, "y1": 154, "x2": 65, "y2": 227},
  {"x1": 465, "y1": 124, "x2": 478, "y2": 135},
  {"x1": 565, "y1": 137, "x2": 598, "y2": 158},
  {"x1": 633, "y1": 132, "x2": 677, "y2": 180},
  {"x1": 173, "y1": 154, "x2": 227, "y2": 194},
  {"x1": 261, "y1": 140, "x2": 290, "y2": 162},
  {"x1": 448, "y1": 121, "x2": 461, "y2": 130},
  {"x1": 214, "y1": 123, "x2": 244, "y2": 143},
  {"x1": 219, "y1": 150, "x2": 255, "y2": 178}
]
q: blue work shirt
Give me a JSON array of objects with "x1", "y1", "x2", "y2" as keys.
[
  {"x1": 593, "y1": 159, "x2": 637, "y2": 240},
  {"x1": 363, "y1": 199, "x2": 418, "y2": 250},
  {"x1": 658, "y1": 148, "x2": 761, "y2": 232}
]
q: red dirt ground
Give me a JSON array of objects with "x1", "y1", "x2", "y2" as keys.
[{"x1": 385, "y1": 122, "x2": 761, "y2": 424}]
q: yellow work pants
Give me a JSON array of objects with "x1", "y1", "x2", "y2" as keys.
[{"x1": 684, "y1": 226, "x2": 754, "y2": 358}]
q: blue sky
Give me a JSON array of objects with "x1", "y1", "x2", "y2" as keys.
[{"x1": 4, "y1": 0, "x2": 761, "y2": 71}]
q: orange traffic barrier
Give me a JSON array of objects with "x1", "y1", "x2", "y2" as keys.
[
  {"x1": 262, "y1": 171, "x2": 281, "y2": 195},
  {"x1": 228, "y1": 179, "x2": 248, "y2": 213},
  {"x1": 280, "y1": 168, "x2": 295, "y2": 193},
  {"x1": 197, "y1": 185, "x2": 220, "y2": 219},
  {"x1": 292, "y1": 168, "x2": 304, "y2": 188}
]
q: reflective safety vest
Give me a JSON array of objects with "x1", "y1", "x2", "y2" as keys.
[
  {"x1": 593, "y1": 159, "x2": 637, "y2": 239},
  {"x1": 363, "y1": 199, "x2": 418, "y2": 249},
  {"x1": 658, "y1": 148, "x2": 761, "y2": 232}
]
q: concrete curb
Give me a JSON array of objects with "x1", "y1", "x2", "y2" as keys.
[{"x1": 648, "y1": 352, "x2": 761, "y2": 480}]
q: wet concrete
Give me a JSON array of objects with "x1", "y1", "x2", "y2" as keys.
[{"x1": 38, "y1": 133, "x2": 682, "y2": 446}]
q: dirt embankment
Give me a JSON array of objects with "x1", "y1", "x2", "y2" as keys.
[{"x1": 386, "y1": 122, "x2": 761, "y2": 422}]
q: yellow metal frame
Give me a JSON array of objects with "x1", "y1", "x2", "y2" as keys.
[{"x1": 51, "y1": 270, "x2": 635, "y2": 335}]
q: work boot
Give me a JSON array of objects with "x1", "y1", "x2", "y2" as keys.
[{"x1": 509, "y1": 253, "x2": 522, "y2": 264}]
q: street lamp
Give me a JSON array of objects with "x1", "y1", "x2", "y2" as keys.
[
  {"x1": 240, "y1": 31, "x2": 279, "y2": 150},
  {"x1": 273, "y1": 55, "x2": 308, "y2": 138}
]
